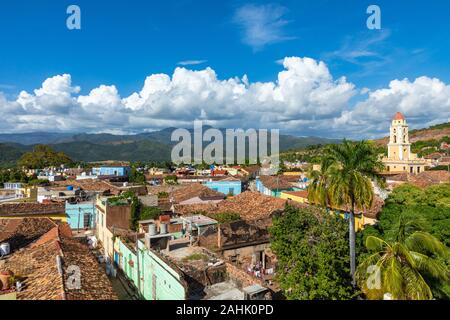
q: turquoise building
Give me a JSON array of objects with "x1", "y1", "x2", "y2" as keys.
[
  {"x1": 203, "y1": 178, "x2": 242, "y2": 196},
  {"x1": 65, "y1": 201, "x2": 96, "y2": 230},
  {"x1": 114, "y1": 237, "x2": 186, "y2": 300},
  {"x1": 255, "y1": 176, "x2": 300, "y2": 197}
]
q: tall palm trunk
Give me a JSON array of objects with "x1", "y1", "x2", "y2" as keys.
[{"x1": 349, "y1": 200, "x2": 356, "y2": 286}]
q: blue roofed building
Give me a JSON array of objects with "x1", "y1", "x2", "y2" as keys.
[
  {"x1": 92, "y1": 165, "x2": 131, "y2": 178},
  {"x1": 203, "y1": 177, "x2": 242, "y2": 196}
]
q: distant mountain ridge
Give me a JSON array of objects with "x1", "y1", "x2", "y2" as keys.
[
  {"x1": 0, "y1": 128, "x2": 341, "y2": 165},
  {"x1": 374, "y1": 121, "x2": 450, "y2": 145}
]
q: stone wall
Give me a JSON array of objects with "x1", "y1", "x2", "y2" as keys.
[{"x1": 225, "y1": 262, "x2": 265, "y2": 288}]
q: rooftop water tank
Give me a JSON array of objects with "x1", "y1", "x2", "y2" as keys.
[
  {"x1": 67, "y1": 185, "x2": 74, "y2": 191},
  {"x1": 148, "y1": 223, "x2": 157, "y2": 236},
  {"x1": 0, "y1": 242, "x2": 11, "y2": 256},
  {"x1": 160, "y1": 222, "x2": 168, "y2": 234}
]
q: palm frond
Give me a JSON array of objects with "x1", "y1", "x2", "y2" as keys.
[{"x1": 406, "y1": 231, "x2": 449, "y2": 257}]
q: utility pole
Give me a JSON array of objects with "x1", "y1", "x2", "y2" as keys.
[{"x1": 77, "y1": 207, "x2": 80, "y2": 231}]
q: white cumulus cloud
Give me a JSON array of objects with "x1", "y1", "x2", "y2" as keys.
[{"x1": 0, "y1": 57, "x2": 449, "y2": 138}]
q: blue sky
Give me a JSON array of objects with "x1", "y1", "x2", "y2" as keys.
[{"x1": 0, "y1": 0, "x2": 449, "y2": 137}]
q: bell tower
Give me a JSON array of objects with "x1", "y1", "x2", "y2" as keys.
[
  {"x1": 387, "y1": 112, "x2": 410, "y2": 161},
  {"x1": 383, "y1": 112, "x2": 428, "y2": 174}
]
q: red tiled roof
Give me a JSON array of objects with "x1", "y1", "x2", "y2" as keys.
[
  {"x1": 393, "y1": 112, "x2": 405, "y2": 120},
  {"x1": 282, "y1": 190, "x2": 309, "y2": 199},
  {"x1": 424, "y1": 152, "x2": 444, "y2": 160},
  {"x1": 172, "y1": 183, "x2": 225, "y2": 203},
  {"x1": 175, "y1": 191, "x2": 287, "y2": 220},
  {"x1": 0, "y1": 219, "x2": 117, "y2": 300},
  {"x1": 389, "y1": 170, "x2": 450, "y2": 188},
  {"x1": 259, "y1": 175, "x2": 294, "y2": 190},
  {"x1": 0, "y1": 218, "x2": 57, "y2": 252},
  {"x1": 0, "y1": 202, "x2": 65, "y2": 217},
  {"x1": 53, "y1": 179, "x2": 121, "y2": 194}
]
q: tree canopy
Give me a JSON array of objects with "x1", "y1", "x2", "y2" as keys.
[
  {"x1": 270, "y1": 205, "x2": 356, "y2": 300},
  {"x1": 359, "y1": 183, "x2": 450, "y2": 299},
  {"x1": 18, "y1": 145, "x2": 73, "y2": 169},
  {"x1": 307, "y1": 140, "x2": 384, "y2": 284},
  {"x1": 361, "y1": 183, "x2": 450, "y2": 246},
  {"x1": 357, "y1": 215, "x2": 449, "y2": 300}
]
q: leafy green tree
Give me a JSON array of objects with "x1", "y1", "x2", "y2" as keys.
[
  {"x1": 356, "y1": 216, "x2": 449, "y2": 300},
  {"x1": 164, "y1": 175, "x2": 178, "y2": 185},
  {"x1": 129, "y1": 165, "x2": 146, "y2": 184},
  {"x1": 128, "y1": 194, "x2": 141, "y2": 231},
  {"x1": 140, "y1": 206, "x2": 162, "y2": 221},
  {"x1": 307, "y1": 140, "x2": 384, "y2": 285},
  {"x1": 270, "y1": 205, "x2": 355, "y2": 300},
  {"x1": 18, "y1": 145, "x2": 72, "y2": 169},
  {"x1": 366, "y1": 183, "x2": 450, "y2": 246},
  {"x1": 211, "y1": 212, "x2": 241, "y2": 224}
]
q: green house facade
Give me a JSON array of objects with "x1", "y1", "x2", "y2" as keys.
[{"x1": 114, "y1": 237, "x2": 186, "y2": 300}]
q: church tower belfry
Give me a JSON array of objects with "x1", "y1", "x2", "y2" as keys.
[
  {"x1": 387, "y1": 112, "x2": 411, "y2": 161},
  {"x1": 382, "y1": 112, "x2": 429, "y2": 174}
]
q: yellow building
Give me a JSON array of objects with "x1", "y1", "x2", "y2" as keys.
[
  {"x1": 280, "y1": 190, "x2": 379, "y2": 232},
  {"x1": 280, "y1": 190, "x2": 309, "y2": 203},
  {"x1": 382, "y1": 112, "x2": 429, "y2": 174},
  {"x1": 95, "y1": 196, "x2": 131, "y2": 260},
  {"x1": 282, "y1": 171, "x2": 303, "y2": 176}
]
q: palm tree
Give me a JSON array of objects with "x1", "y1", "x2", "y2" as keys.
[
  {"x1": 356, "y1": 216, "x2": 449, "y2": 300},
  {"x1": 308, "y1": 140, "x2": 384, "y2": 285}
]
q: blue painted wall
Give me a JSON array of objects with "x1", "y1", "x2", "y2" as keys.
[
  {"x1": 204, "y1": 180, "x2": 242, "y2": 196},
  {"x1": 92, "y1": 166, "x2": 131, "y2": 177},
  {"x1": 255, "y1": 178, "x2": 299, "y2": 197},
  {"x1": 65, "y1": 202, "x2": 96, "y2": 230}
]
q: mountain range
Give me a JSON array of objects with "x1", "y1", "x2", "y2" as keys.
[{"x1": 0, "y1": 128, "x2": 341, "y2": 165}]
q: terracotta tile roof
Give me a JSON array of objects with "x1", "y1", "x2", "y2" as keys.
[
  {"x1": 387, "y1": 173, "x2": 409, "y2": 182},
  {"x1": 389, "y1": 170, "x2": 450, "y2": 188},
  {"x1": 171, "y1": 183, "x2": 225, "y2": 203},
  {"x1": 175, "y1": 191, "x2": 287, "y2": 220},
  {"x1": 147, "y1": 185, "x2": 184, "y2": 196},
  {"x1": 424, "y1": 152, "x2": 444, "y2": 160},
  {"x1": 241, "y1": 165, "x2": 260, "y2": 176},
  {"x1": 303, "y1": 191, "x2": 384, "y2": 220},
  {"x1": 53, "y1": 179, "x2": 117, "y2": 194},
  {"x1": 258, "y1": 175, "x2": 294, "y2": 190},
  {"x1": 410, "y1": 170, "x2": 450, "y2": 188},
  {"x1": 61, "y1": 238, "x2": 118, "y2": 300},
  {"x1": 0, "y1": 218, "x2": 56, "y2": 252},
  {"x1": 0, "y1": 219, "x2": 117, "y2": 300},
  {"x1": 0, "y1": 202, "x2": 65, "y2": 217},
  {"x1": 362, "y1": 197, "x2": 385, "y2": 219},
  {"x1": 325, "y1": 196, "x2": 384, "y2": 219}
]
